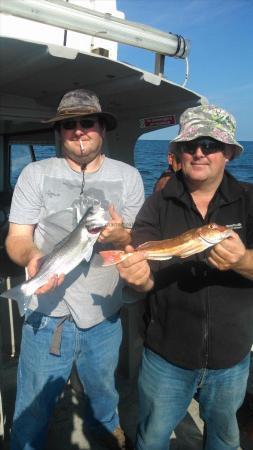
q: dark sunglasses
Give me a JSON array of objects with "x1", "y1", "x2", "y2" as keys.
[
  {"x1": 180, "y1": 139, "x2": 225, "y2": 156},
  {"x1": 61, "y1": 118, "x2": 97, "y2": 130}
]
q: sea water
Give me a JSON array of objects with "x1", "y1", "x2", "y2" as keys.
[{"x1": 11, "y1": 141, "x2": 253, "y2": 196}]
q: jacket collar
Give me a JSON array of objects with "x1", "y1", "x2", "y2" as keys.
[{"x1": 218, "y1": 170, "x2": 245, "y2": 202}]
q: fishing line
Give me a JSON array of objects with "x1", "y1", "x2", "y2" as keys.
[
  {"x1": 79, "y1": 139, "x2": 86, "y2": 195},
  {"x1": 80, "y1": 164, "x2": 86, "y2": 195}
]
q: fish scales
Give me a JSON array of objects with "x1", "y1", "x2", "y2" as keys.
[{"x1": 138, "y1": 228, "x2": 204, "y2": 256}]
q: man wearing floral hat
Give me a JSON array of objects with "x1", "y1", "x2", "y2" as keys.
[
  {"x1": 6, "y1": 88, "x2": 144, "y2": 450},
  {"x1": 117, "y1": 104, "x2": 253, "y2": 450}
]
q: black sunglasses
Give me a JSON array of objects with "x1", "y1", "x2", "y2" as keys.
[
  {"x1": 61, "y1": 118, "x2": 97, "y2": 130},
  {"x1": 180, "y1": 139, "x2": 225, "y2": 156}
]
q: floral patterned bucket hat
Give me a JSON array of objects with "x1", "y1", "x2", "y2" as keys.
[{"x1": 170, "y1": 104, "x2": 243, "y2": 158}]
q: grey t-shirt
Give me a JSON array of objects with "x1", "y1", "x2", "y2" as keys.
[{"x1": 9, "y1": 156, "x2": 144, "y2": 327}]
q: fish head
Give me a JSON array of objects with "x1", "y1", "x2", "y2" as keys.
[
  {"x1": 198, "y1": 223, "x2": 233, "y2": 245},
  {"x1": 85, "y1": 200, "x2": 108, "y2": 233},
  {"x1": 72, "y1": 195, "x2": 98, "y2": 223}
]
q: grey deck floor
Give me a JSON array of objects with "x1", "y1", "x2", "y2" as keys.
[{"x1": 1, "y1": 359, "x2": 253, "y2": 450}]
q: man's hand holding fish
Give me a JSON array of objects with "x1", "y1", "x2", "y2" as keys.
[
  {"x1": 27, "y1": 254, "x2": 65, "y2": 295},
  {"x1": 4, "y1": 224, "x2": 63, "y2": 295},
  {"x1": 208, "y1": 229, "x2": 253, "y2": 279},
  {"x1": 98, "y1": 204, "x2": 131, "y2": 247},
  {"x1": 117, "y1": 245, "x2": 154, "y2": 292}
]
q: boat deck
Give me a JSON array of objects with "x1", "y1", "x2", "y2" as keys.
[{"x1": 1, "y1": 358, "x2": 253, "y2": 450}]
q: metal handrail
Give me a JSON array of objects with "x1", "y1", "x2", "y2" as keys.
[{"x1": 0, "y1": 0, "x2": 189, "y2": 59}]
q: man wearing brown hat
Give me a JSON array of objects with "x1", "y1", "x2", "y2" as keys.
[
  {"x1": 116, "y1": 104, "x2": 253, "y2": 450},
  {"x1": 6, "y1": 89, "x2": 144, "y2": 449}
]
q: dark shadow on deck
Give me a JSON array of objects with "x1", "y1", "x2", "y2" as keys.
[{"x1": 2, "y1": 360, "x2": 253, "y2": 450}]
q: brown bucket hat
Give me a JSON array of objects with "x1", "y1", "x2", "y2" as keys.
[
  {"x1": 42, "y1": 88, "x2": 117, "y2": 131},
  {"x1": 170, "y1": 104, "x2": 243, "y2": 158}
]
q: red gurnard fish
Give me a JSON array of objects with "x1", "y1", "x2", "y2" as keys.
[{"x1": 99, "y1": 223, "x2": 241, "y2": 266}]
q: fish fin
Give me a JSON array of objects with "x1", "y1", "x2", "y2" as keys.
[
  {"x1": 99, "y1": 250, "x2": 128, "y2": 266},
  {"x1": 137, "y1": 240, "x2": 161, "y2": 249},
  {"x1": 82, "y1": 233, "x2": 100, "y2": 262},
  {"x1": 83, "y1": 244, "x2": 94, "y2": 262},
  {"x1": 147, "y1": 255, "x2": 172, "y2": 261},
  {"x1": 0, "y1": 284, "x2": 32, "y2": 316}
]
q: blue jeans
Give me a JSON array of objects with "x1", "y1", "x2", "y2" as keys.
[
  {"x1": 136, "y1": 348, "x2": 250, "y2": 450},
  {"x1": 11, "y1": 310, "x2": 122, "y2": 450}
]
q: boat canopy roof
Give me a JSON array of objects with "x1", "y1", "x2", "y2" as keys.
[
  {"x1": 0, "y1": 36, "x2": 205, "y2": 137},
  {"x1": 0, "y1": 1, "x2": 206, "y2": 163}
]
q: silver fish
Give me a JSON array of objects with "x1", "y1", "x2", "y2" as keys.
[{"x1": 0, "y1": 198, "x2": 107, "y2": 315}]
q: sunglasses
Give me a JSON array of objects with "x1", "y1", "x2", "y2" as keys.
[
  {"x1": 180, "y1": 139, "x2": 225, "y2": 156},
  {"x1": 61, "y1": 118, "x2": 97, "y2": 130}
]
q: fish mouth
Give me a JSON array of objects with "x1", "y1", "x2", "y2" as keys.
[
  {"x1": 199, "y1": 230, "x2": 230, "y2": 245},
  {"x1": 89, "y1": 226, "x2": 105, "y2": 234},
  {"x1": 199, "y1": 234, "x2": 226, "y2": 245}
]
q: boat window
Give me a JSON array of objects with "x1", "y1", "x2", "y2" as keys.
[{"x1": 10, "y1": 144, "x2": 56, "y2": 188}]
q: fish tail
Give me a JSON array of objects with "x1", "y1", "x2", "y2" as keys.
[
  {"x1": 0, "y1": 284, "x2": 32, "y2": 316},
  {"x1": 99, "y1": 250, "x2": 129, "y2": 266}
]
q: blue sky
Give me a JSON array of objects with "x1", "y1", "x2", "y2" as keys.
[{"x1": 117, "y1": 0, "x2": 253, "y2": 140}]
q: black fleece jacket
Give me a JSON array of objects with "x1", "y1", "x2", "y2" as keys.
[{"x1": 132, "y1": 171, "x2": 253, "y2": 369}]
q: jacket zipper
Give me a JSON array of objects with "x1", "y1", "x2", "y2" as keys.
[{"x1": 202, "y1": 278, "x2": 210, "y2": 369}]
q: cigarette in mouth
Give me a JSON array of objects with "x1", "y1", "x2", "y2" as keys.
[{"x1": 79, "y1": 139, "x2": 84, "y2": 151}]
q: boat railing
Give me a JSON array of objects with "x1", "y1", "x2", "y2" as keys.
[{"x1": 0, "y1": 0, "x2": 190, "y2": 81}]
